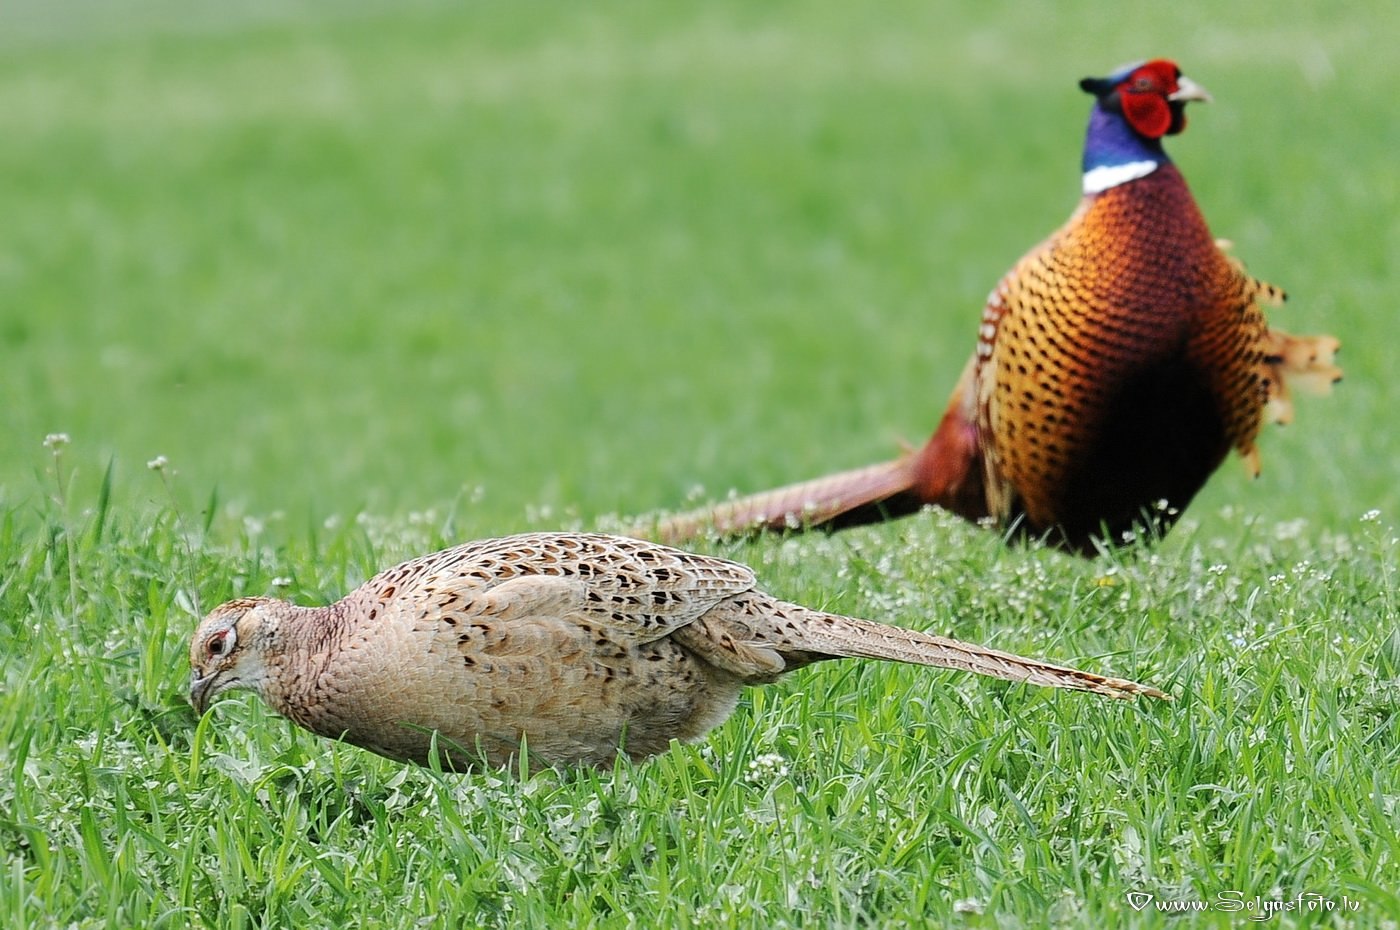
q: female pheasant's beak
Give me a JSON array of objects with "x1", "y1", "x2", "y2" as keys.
[
  {"x1": 190, "y1": 669, "x2": 221, "y2": 714},
  {"x1": 1169, "y1": 75, "x2": 1212, "y2": 104}
]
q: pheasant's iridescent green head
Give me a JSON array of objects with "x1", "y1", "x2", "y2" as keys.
[
  {"x1": 189, "y1": 597, "x2": 279, "y2": 714},
  {"x1": 1080, "y1": 59, "x2": 1210, "y2": 139}
]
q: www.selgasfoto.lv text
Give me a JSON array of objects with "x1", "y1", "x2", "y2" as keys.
[{"x1": 1127, "y1": 890, "x2": 1362, "y2": 918}]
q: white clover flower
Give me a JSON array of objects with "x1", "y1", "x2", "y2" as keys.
[
  {"x1": 1361, "y1": 509, "x2": 1382, "y2": 523},
  {"x1": 745, "y1": 752, "x2": 790, "y2": 784},
  {"x1": 43, "y1": 432, "x2": 70, "y2": 450}
]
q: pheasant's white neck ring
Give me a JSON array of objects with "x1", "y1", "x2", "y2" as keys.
[{"x1": 1082, "y1": 159, "x2": 1160, "y2": 194}]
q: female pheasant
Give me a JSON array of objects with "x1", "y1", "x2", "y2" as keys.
[
  {"x1": 648, "y1": 60, "x2": 1340, "y2": 554},
  {"x1": 190, "y1": 533, "x2": 1165, "y2": 771}
]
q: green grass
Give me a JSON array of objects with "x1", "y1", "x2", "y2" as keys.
[{"x1": 2, "y1": 0, "x2": 1397, "y2": 927}]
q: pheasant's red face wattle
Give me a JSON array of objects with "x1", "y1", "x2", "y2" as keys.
[{"x1": 1118, "y1": 59, "x2": 1183, "y2": 139}]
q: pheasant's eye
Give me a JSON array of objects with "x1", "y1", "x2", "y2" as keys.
[
  {"x1": 1133, "y1": 76, "x2": 1154, "y2": 92},
  {"x1": 207, "y1": 632, "x2": 229, "y2": 657}
]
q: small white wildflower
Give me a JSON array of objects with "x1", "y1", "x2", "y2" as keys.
[
  {"x1": 745, "y1": 752, "x2": 790, "y2": 784},
  {"x1": 1361, "y1": 509, "x2": 1382, "y2": 523},
  {"x1": 43, "y1": 432, "x2": 70, "y2": 450},
  {"x1": 270, "y1": 576, "x2": 293, "y2": 588},
  {"x1": 243, "y1": 516, "x2": 265, "y2": 538},
  {"x1": 953, "y1": 897, "x2": 983, "y2": 915},
  {"x1": 1228, "y1": 631, "x2": 1249, "y2": 649},
  {"x1": 1269, "y1": 573, "x2": 1287, "y2": 585},
  {"x1": 146, "y1": 455, "x2": 169, "y2": 472},
  {"x1": 1208, "y1": 564, "x2": 1228, "y2": 576}
]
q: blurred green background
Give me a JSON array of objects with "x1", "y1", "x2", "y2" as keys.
[
  {"x1": 2, "y1": 5, "x2": 1397, "y2": 926},
  {"x1": 1, "y1": 0, "x2": 1392, "y2": 533}
]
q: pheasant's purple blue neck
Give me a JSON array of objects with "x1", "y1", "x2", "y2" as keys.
[{"x1": 1081, "y1": 103, "x2": 1168, "y2": 195}]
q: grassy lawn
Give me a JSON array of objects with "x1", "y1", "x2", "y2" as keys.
[{"x1": 2, "y1": 0, "x2": 1397, "y2": 926}]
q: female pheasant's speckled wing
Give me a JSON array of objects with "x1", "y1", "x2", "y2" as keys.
[{"x1": 353, "y1": 532, "x2": 759, "y2": 641}]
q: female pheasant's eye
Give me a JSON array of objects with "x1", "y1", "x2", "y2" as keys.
[{"x1": 208, "y1": 633, "x2": 228, "y2": 657}]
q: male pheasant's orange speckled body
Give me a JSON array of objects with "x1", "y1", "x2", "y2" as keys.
[
  {"x1": 645, "y1": 59, "x2": 1339, "y2": 555},
  {"x1": 966, "y1": 164, "x2": 1279, "y2": 550}
]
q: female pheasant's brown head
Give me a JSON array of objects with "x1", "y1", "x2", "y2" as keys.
[
  {"x1": 189, "y1": 597, "x2": 281, "y2": 714},
  {"x1": 1077, "y1": 59, "x2": 1211, "y2": 194}
]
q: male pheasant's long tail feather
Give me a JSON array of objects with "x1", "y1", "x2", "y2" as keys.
[
  {"x1": 643, "y1": 457, "x2": 921, "y2": 545},
  {"x1": 639, "y1": 358, "x2": 987, "y2": 546},
  {"x1": 802, "y1": 610, "x2": 1169, "y2": 700}
]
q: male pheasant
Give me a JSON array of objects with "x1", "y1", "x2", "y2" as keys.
[
  {"x1": 190, "y1": 532, "x2": 1166, "y2": 771},
  {"x1": 646, "y1": 60, "x2": 1340, "y2": 555}
]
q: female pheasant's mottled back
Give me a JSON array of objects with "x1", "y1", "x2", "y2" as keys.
[
  {"x1": 190, "y1": 532, "x2": 1167, "y2": 770},
  {"x1": 648, "y1": 59, "x2": 1341, "y2": 554}
]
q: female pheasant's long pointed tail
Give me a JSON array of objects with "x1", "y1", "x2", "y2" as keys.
[
  {"x1": 687, "y1": 593, "x2": 1172, "y2": 700},
  {"x1": 780, "y1": 605, "x2": 1171, "y2": 701},
  {"x1": 823, "y1": 615, "x2": 1169, "y2": 700}
]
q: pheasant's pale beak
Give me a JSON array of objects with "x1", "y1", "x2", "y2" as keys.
[
  {"x1": 1169, "y1": 75, "x2": 1212, "y2": 103},
  {"x1": 190, "y1": 669, "x2": 220, "y2": 714}
]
